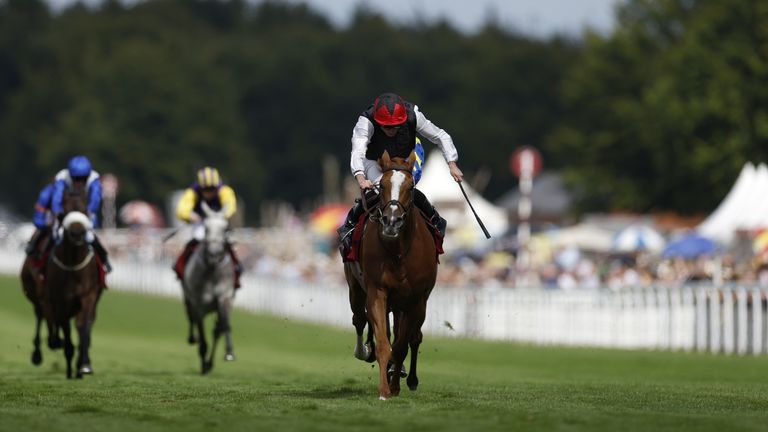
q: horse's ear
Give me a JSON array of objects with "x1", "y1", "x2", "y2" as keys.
[
  {"x1": 201, "y1": 201, "x2": 212, "y2": 217},
  {"x1": 380, "y1": 150, "x2": 392, "y2": 167},
  {"x1": 406, "y1": 151, "x2": 417, "y2": 169}
]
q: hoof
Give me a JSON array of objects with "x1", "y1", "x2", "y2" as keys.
[
  {"x1": 365, "y1": 346, "x2": 376, "y2": 363},
  {"x1": 48, "y1": 337, "x2": 63, "y2": 350},
  {"x1": 379, "y1": 396, "x2": 389, "y2": 401},
  {"x1": 387, "y1": 363, "x2": 407, "y2": 379},
  {"x1": 407, "y1": 379, "x2": 419, "y2": 391},
  {"x1": 79, "y1": 364, "x2": 93, "y2": 375},
  {"x1": 353, "y1": 343, "x2": 372, "y2": 361},
  {"x1": 31, "y1": 350, "x2": 42, "y2": 366},
  {"x1": 201, "y1": 361, "x2": 213, "y2": 375},
  {"x1": 187, "y1": 335, "x2": 197, "y2": 345},
  {"x1": 224, "y1": 353, "x2": 235, "y2": 362}
]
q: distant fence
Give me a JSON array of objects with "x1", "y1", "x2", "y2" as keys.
[{"x1": 2, "y1": 247, "x2": 766, "y2": 355}]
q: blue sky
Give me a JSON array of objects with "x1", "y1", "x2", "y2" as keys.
[{"x1": 47, "y1": 0, "x2": 621, "y2": 37}]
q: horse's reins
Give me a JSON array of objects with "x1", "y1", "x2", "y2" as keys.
[
  {"x1": 375, "y1": 165, "x2": 417, "y2": 260},
  {"x1": 372, "y1": 165, "x2": 414, "y2": 219}
]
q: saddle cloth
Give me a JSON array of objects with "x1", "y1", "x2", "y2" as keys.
[{"x1": 341, "y1": 212, "x2": 444, "y2": 263}]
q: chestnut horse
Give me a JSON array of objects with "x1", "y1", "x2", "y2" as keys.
[
  {"x1": 43, "y1": 182, "x2": 104, "y2": 379},
  {"x1": 344, "y1": 151, "x2": 438, "y2": 400}
]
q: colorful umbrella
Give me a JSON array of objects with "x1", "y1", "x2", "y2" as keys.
[
  {"x1": 753, "y1": 230, "x2": 768, "y2": 254},
  {"x1": 309, "y1": 204, "x2": 349, "y2": 236},
  {"x1": 612, "y1": 225, "x2": 665, "y2": 253},
  {"x1": 661, "y1": 233, "x2": 717, "y2": 259}
]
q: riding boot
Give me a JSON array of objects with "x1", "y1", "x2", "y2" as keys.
[
  {"x1": 337, "y1": 189, "x2": 379, "y2": 248},
  {"x1": 414, "y1": 189, "x2": 447, "y2": 237},
  {"x1": 174, "y1": 239, "x2": 199, "y2": 280},
  {"x1": 226, "y1": 242, "x2": 243, "y2": 289},
  {"x1": 25, "y1": 229, "x2": 43, "y2": 257},
  {"x1": 91, "y1": 234, "x2": 113, "y2": 273}
]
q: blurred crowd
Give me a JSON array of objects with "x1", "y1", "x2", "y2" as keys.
[
  {"x1": 4, "y1": 222, "x2": 768, "y2": 290},
  {"x1": 103, "y1": 225, "x2": 768, "y2": 290}
]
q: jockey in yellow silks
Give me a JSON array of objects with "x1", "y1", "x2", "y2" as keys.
[{"x1": 173, "y1": 167, "x2": 242, "y2": 288}]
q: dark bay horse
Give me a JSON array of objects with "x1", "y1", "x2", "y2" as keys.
[
  {"x1": 344, "y1": 151, "x2": 438, "y2": 400},
  {"x1": 44, "y1": 182, "x2": 104, "y2": 379},
  {"x1": 181, "y1": 202, "x2": 237, "y2": 374},
  {"x1": 20, "y1": 229, "x2": 55, "y2": 366}
]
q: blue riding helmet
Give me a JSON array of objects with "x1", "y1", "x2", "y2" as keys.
[
  {"x1": 413, "y1": 139, "x2": 425, "y2": 184},
  {"x1": 68, "y1": 155, "x2": 92, "y2": 178}
]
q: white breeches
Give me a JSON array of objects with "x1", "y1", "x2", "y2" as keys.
[{"x1": 363, "y1": 159, "x2": 384, "y2": 184}]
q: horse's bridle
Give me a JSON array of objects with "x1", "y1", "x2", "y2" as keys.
[{"x1": 373, "y1": 165, "x2": 414, "y2": 221}]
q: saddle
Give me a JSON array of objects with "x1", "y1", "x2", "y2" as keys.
[
  {"x1": 340, "y1": 211, "x2": 444, "y2": 263},
  {"x1": 174, "y1": 241, "x2": 242, "y2": 289}
]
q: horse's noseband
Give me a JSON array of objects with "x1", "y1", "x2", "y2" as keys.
[{"x1": 375, "y1": 165, "x2": 414, "y2": 228}]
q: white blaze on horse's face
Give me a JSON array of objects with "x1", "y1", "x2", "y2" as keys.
[
  {"x1": 389, "y1": 171, "x2": 406, "y2": 210},
  {"x1": 380, "y1": 170, "x2": 408, "y2": 239}
]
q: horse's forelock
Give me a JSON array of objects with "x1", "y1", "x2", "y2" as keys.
[{"x1": 62, "y1": 211, "x2": 92, "y2": 231}]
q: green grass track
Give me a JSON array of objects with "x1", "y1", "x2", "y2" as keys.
[{"x1": 0, "y1": 274, "x2": 767, "y2": 431}]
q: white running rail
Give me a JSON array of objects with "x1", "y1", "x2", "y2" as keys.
[{"x1": 2, "y1": 248, "x2": 766, "y2": 355}]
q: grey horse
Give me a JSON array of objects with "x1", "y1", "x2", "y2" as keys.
[{"x1": 182, "y1": 202, "x2": 236, "y2": 374}]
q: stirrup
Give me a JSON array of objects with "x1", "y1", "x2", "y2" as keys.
[{"x1": 431, "y1": 216, "x2": 447, "y2": 237}]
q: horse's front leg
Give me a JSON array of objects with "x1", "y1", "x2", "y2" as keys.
[
  {"x1": 197, "y1": 319, "x2": 210, "y2": 375},
  {"x1": 210, "y1": 297, "x2": 233, "y2": 365},
  {"x1": 366, "y1": 287, "x2": 392, "y2": 400},
  {"x1": 75, "y1": 297, "x2": 97, "y2": 378},
  {"x1": 218, "y1": 297, "x2": 235, "y2": 362},
  {"x1": 61, "y1": 319, "x2": 74, "y2": 379}
]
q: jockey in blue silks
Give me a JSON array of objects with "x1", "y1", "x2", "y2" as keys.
[
  {"x1": 50, "y1": 155, "x2": 112, "y2": 273},
  {"x1": 24, "y1": 182, "x2": 56, "y2": 257}
]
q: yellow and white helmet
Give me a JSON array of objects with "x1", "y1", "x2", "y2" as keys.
[{"x1": 196, "y1": 166, "x2": 222, "y2": 188}]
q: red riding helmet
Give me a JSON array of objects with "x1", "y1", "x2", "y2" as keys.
[{"x1": 373, "y1": 93, "x2": 407, "y2": 126}]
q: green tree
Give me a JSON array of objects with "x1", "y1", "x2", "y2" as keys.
[{"x1": 548, "y1": 0, "x2": 768, "y2": 213}]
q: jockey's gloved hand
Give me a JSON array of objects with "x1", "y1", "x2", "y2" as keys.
[
  {"x1": 355, "y1": 174, "x2": 374, "y2": 190},
  {"x1": 189, "y1": 213, "x2": 201, "y2": 223}
]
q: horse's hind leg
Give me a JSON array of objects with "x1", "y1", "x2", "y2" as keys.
[
  {"x1": 406, "y1": 302, "x2": 427, "y2": 391},
  {"x1": 184, "y1": 298, "x2": 197, "y2": 344},
  {"x1": 347, "y1": 268, "x2": 373, "y2": 362},
  {"x1": 407, "y1": 329, "x2": 423, "y2": 391},
  {"x1": 388, "y1": 310, "x2": 416, "y2": 397}
]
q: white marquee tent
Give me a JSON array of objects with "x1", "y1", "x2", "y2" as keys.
[
  {"x1": 697, "y1": 162, "x2": 768, "y2": 243},
  {"x1": 417, "y1": 151, "x2": 509, "y2": 246}
]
